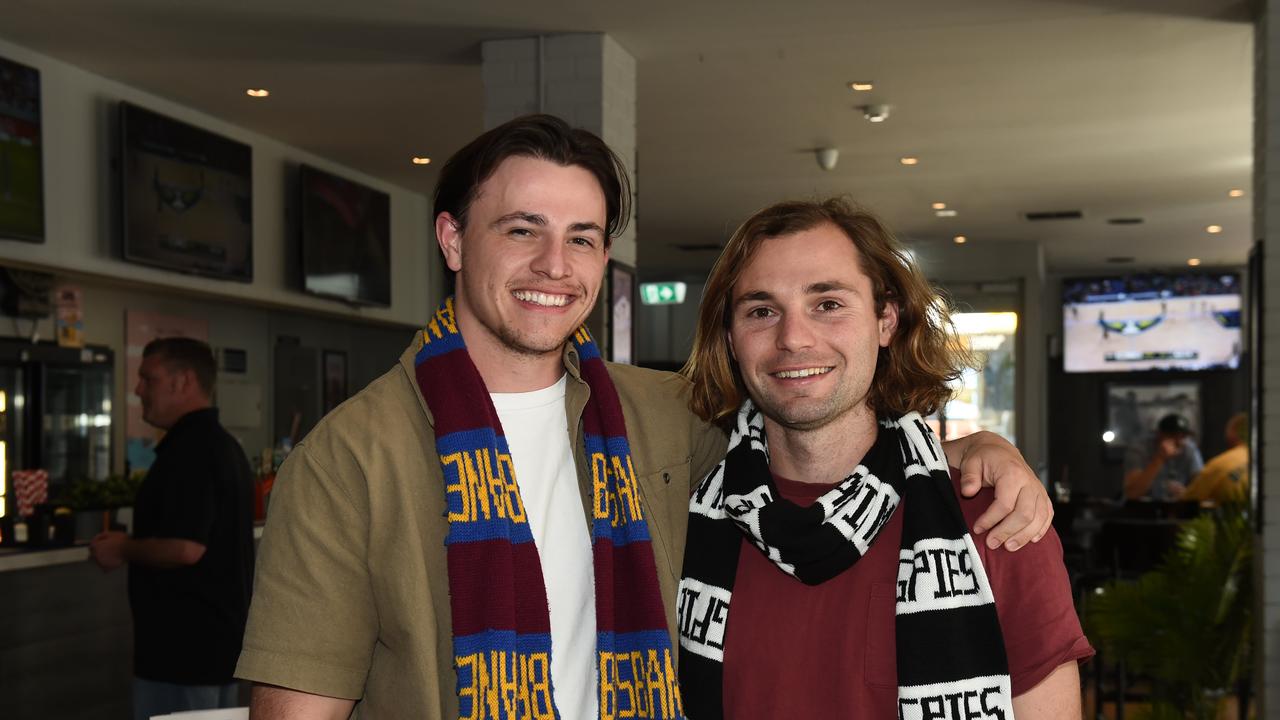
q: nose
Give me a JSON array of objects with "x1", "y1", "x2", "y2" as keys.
[
  {"x1": 775, "y1": 311, "x2": 817, "y2": 352},
  {"x1": 529, "y1": 237, "x2": 570, "y2": 280}
]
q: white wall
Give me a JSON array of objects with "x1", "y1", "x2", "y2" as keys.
[{"x1": 0, "y1": 36, "x2": 439, "y2": 328}]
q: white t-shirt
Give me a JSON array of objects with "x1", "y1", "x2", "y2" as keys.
[{"x1": 492, "y1": 375, "x2": 598, "y2": 719}]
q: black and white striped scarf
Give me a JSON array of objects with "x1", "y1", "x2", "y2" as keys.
[{"x1": 677, "y1": 402, "x2": 1013, "y2": 719}]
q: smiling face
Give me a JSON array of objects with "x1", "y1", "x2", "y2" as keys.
[
  {"x1": 437, "y1": 155, "x2": 609, "y2": 378},
  {"x1": 727, "y1": 222, "x2": 897, "y2": 434}
]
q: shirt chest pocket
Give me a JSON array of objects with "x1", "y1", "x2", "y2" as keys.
[{"x1": 635, "y1": 459, "x2": 692, "y2": 581}]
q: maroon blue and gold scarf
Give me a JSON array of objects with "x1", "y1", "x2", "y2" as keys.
[{"x1": 413, "y1": 297, "x2": 684, "y2": 720}]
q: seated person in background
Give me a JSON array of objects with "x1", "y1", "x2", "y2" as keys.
[
  {"x1": 1123, "y1": 413, "x2": 1204, "y2": 500},
  {"x1": 1182, "y1": 412, "x2": 1249, "y2": 505}
]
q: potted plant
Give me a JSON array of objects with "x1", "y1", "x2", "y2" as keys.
[{"x1": 1086, "y1": 507, "x2": 1253, "y2": 719}]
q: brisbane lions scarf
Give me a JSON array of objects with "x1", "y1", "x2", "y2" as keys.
[
  {"x1": 678, "y1": 402, "x2": 1012, "y2": 719},
  {"x1": 413, "y1": 297, "x2": 684, "y2": 720}
]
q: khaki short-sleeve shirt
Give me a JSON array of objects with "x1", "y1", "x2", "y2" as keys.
[{"x1": 235, "y1": 341, "x2": 726, "y2": 718}]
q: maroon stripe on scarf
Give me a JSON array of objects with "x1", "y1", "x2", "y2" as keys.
[
  {"x1": 446, "y1": 539, "x2": 552, "y2": 637},
  {"x1": 593, "y1": 540, "x2": 673, "y2": 634},
  {"x1": 415, "y1": 348, "x2": 500, "y2": 437}
]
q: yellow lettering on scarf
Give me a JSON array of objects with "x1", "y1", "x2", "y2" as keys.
[
  {"x1": 480, "y1": 448, "x2": 508, "y2": 520},
  {"x1": 528, "y1": 653, "x2": 554, "y2": 719},
  {"x1": 613, "y1": 455, "x2": 643, "y2": 524},
  {"x1": 501, "y1": 453, "x2": 526, "y2": 523},
  {"x1": 666, "y1": 649, "x2": 683, "y2": 718},
  {"x1": 442, "y1": 452, "x2": 472, "y2": 523},
  {"x1": 463, "y1": 451, "x2": 491, "y2": 520},
  {"x1": 457, "y1": 653, "x2": 479, "y2": 720},
  {"x1": 456, "y1": 651, "x2": 555, "y2": 720},
  {"x1": 592, "y1": 452, "x2": 612, "y2": 520},
  {"x1": 444, "y1": 450, "x2": 526, "y2": 523},
  {"x1": 597, "y1": 648, "x2": 680, "y2": 720},
  {"x1": 439, "y1": 300, "x2": 458, "y2": 333},
  {"x1": 615, "y1": 649, "x2": 636, "y2": 718},
  {"x1": 599, "y1": 651, "x2": 616, "y2": 720}
]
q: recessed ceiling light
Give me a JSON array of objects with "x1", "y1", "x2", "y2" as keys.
[
  {"x1": 932, "y1": 202, "x2": 947, "y2": 210},
  {"x1": 1206, "y1": 224, "x2": 1222, "y2": 234},
  {"x1": 899, "y1": 157, "x2": 919, "y2": 166},
  {"x1": 1188, "y1": 258, "x2": 1202, "y2": 266},
  {"x1": 953, "y1": 235, "x2": 967, "y2": 244},
  {"x1": 411, "y1": 157, "x2": 432, "y2": 165},
  {"x1": 849, "y1": 81, "x2": 874, "y2": 91},
  {"x1": 935, "y1": 209, "x2": 957, "y2": 218},
  {"x1": 1228, "y1": 189, "x2": 1245, "y2": 198},
  {"x1": 246, "y1": 88, "x2": 270, "y2": 98}
]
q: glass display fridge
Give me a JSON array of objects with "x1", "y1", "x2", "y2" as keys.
[{"x1": 0, "y1": 339, "x2": 113, "y2": 541}]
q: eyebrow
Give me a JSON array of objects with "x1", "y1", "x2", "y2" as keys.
[
  {"x1": 492, "y1": 212, "x2": 605, "y2": 236},
  {"x1": 806, "y1": 280, "x2": 856, "y2": 294},
  {"x1": 492, "y1": 212, "x2": 546, "y2": 228},
  {"x1": 733, "y1": 281, "x2": 857, "y2": 308}
]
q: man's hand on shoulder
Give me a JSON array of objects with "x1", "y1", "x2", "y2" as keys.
[{"x1": 941, "y1": 431, "x2": 1053, "y2": 552}]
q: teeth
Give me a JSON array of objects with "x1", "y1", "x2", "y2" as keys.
[
  {"x1": 513, "y1": 290, "x2": 569, "y2": 307},
  {"x1": 774, "y1": 367, "x2": 832, "y2": 379}
]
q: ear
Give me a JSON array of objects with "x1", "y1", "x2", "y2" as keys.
[
  {"x1": 878, "y1": 301, "x2": 899, "y2": 348},
  {"x1": 725, "y1": 327, "x2": 737, "y2": 361},
  {"x1": 435, "y1": 212, "x2": 464, "y2": 272}
]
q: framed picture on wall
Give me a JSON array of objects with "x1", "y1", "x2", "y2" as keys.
[
  {"x1": 608, "y1": 261, "x2": 636, "y2": 365},
  {"x1": 1103, "y1": 380, "x2": 1201, "y2": 461},
  {"x1": 322, "y1": 349, "x2": 348, "y2": 414}
]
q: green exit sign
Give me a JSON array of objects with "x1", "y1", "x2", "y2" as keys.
[{"x1": 640, "y1": 282, "x2": 688, "y2": 305}]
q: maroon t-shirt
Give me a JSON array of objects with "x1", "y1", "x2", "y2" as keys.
[{"x1": 721, "y1": 469, "x2": 1093, "y2": 719}]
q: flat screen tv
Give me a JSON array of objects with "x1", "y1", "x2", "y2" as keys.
[
  {"x1": 1062, "y1": 271, "x2": 1241, "y2": 373},
  {"x1": 299, "y1": 164, "x2": 391, "y2": 306},
  {"x1": 0, "y1": 55, "x2": 44, "y2": 243},
  {"x1": 119, "y1": 102, "x2": 253, "y2": 281}
]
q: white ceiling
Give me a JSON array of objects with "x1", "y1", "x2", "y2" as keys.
[{"x1": 0, "y1": 0, "x2": 1257, "y2": 276}]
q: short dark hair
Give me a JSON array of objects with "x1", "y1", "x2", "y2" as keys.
[
  {"x1": 143, "y1": 337, "x2": 216, "y2": 396},
  {"x1": 432, "y1": 114, "x2": 632, "y2": 244}
]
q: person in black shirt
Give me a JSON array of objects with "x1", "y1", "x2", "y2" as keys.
[{"x1": 90, "y1": 337, "x2": 255, "y2": 720}]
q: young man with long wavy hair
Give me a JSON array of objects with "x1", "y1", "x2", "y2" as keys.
[{"x1": 679, "y1": 199, "x2": 1091, "y2": 719}]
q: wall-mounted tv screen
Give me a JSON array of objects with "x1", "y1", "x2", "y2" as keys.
[
  {"x1": 0, "y1": 55, "x2": 44, "y2": 243},
  {"x1": 120, "y1": 102, "x2": 252, "y2": 281},
  {"x1": 1062, "y1": 271, "x2": 1241, "y2": 373},
  {"x1": 299, "y1": 164, "x2": 391, "y2": 307}
]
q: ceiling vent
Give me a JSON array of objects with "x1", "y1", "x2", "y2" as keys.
[
  {"x1": 1106, "y1": 256, "x2": 1136, "y2": 264},
  {"x1": 674, "y1": 243, "x2": 724, "y2": 252},
  {"x1": 1022, "y1": 210, "x2": 1083, "y2": 222},
  {"x1": 1107, "y1": 217, "x2": 1144, "y2": 225}
]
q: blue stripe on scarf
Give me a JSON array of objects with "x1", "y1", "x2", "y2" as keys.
[
  {"x1": 438, "y1": 428, "x2": 535, "y2": 546},
  {"x1": 416, "y1": 327, "x2": 466, "y2": 363},
  {"x1": 455, "y1": 631, "x2": 557, "y2": 720}
]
